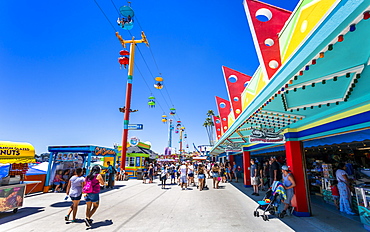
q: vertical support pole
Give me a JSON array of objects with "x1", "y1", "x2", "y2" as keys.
[
  {"x1": 285, "y1": 141, "x2": 311, "y2": 217},
  {"x1": 242, "y1": 150, "x2": 251, "y2": 187},
  {"x1": 168, "y1": 119, "x2": 173, "y2": 148},
  {"x1": 86, "y1": 151, "x2": 92, "y2": 175},
  {"x1": 120, "y1": 43, "x2": 136, "y2": 171},
  {"x1": 179, "y1": 129, "x2": 183, "y2": 157},
  {"x1": 43, "y1": 152, "x2": 55, "y2": 192}
]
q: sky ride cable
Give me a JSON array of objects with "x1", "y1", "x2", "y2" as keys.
[
  {"x1": 110, "y1": 0, "x2": 121, "y2": 16},
  {"x1": 134, "y1": 63, "x2": 166, "y2": 114},
  {"x1": 119, "y1": 7, "x2": 189, "y2": 139},
  {"x1": 93, "y1": 0, "x2": 117, "y2": 33},
  {"x1": 133, "y1": 15, "x2": 180, "y2": 119}
]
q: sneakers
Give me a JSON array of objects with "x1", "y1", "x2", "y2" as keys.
[
  {"x1": 65, "y1": 215, "x2": 69, "y2": 221},
  {"x1": 85, "y1": 218, "x2": 91, "y2": 227},
  {"x1": 252, "y1": 192, "x2": 256, "y2": 195},
  {"x1": 255, "y1": 193, "x2": 260, "y2": 196}
]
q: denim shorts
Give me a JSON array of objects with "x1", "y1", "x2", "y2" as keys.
[
  {"x1": 198, "y1": 174, "x2": 205, "y2": 179},
  {"x1": 54, "y1": 182, "x2": 60, "y2": 185},
  {"x1": 85, "y1": 193, "x2": 100, "y2": 203},
  {"x1": 70, "y1": 194, "x2": 82, "y2": 201}
]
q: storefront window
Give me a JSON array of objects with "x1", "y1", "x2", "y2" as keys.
[
  {"x1": 129, "y1": 157, "x2": 135, "y2": 167},
  {"x1": 136, "y1": 157, "x2": 140, "y2": 167}
]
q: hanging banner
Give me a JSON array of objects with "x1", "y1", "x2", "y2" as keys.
[{"x1": 249, "y1": 128, "x2": 285, "y2": 143}]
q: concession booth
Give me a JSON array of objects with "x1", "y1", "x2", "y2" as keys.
[
  {"x1": 0, "y1": 141, "x2": 36, "y2": 213},
  {"x1": 44, "y1": 145, "x2": 118, "y2": 192}
]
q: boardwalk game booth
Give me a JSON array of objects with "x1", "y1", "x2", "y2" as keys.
[{"x1": 44, "y1": 145, "x2": 117, "y2": 192}]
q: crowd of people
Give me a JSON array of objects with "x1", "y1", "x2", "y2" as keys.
[
  {"x1": 58, "y1": 156, "x2": 357, "y2": 227},
  {"x1": 140, "y1": 160, "x2": 241, "y2": 191}
]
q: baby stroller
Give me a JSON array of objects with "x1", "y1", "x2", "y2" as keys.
[{"x1": 253, "y1": 181, "x2": 286, "y2": 221}]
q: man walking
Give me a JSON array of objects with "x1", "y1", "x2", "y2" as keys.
[
  {"x1": 106, "y1": 161, "x2": 116, "y2": 189},
  {"x1": 269, "y1": 156, "x2": 281, "y2": 185},
  {"x1": 250, "y1": 159, "x2": 259, "y2": 196},
  {"x1": 178, "y1": 162, "x2": 188, "y2": 190}
]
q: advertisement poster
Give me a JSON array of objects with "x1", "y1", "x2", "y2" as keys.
[{"x1": 0, "y1": 185, "x2": 25, "y2": 212}]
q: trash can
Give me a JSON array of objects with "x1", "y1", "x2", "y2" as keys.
[{"x1": 136, "y1": 169, "x2": 143, "y2": 180}]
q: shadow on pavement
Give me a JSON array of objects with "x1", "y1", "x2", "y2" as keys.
[
  {"x1": 100, "y1": 185, "x2": 125, "y2": 193},
  {"x1": 0, "y1": 207, "x2": 44, "y2": 223},
  {"x1": 50, "y1": 201, "x2": 86, "y2": 208},
  {"x1": 88, "y1": 219, "x2": 113, "y2": 229}
]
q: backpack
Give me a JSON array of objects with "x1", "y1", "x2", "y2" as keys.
[{"x1": 83, "y1": 176, "x2": 95, "y2": 193}]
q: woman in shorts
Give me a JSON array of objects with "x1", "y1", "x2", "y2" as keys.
[
  {"x1": 65, "y1": 168, "x2": 85, "y2": 222},
  {"x1": 197, "y1": 164, "x2": 206, "y2": 191},
  {"x1": 84, "y1": 165, "x2": 104, "y2": 227},
  {"x1": 212, "y1": 163, "x2": 221, "y2": 189}
]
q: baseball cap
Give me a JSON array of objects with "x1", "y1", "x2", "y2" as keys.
[{"x1": 282, "y1": 165, "x2": 289, "y2": 171}]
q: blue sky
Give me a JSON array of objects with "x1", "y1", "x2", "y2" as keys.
[{"x1": 0, "y1": 0, "x2": 299, "y2": 155}]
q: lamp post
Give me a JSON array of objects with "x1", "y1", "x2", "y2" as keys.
[{"x1": 116, "y1": 31, "x2": 149, "y2": 170}]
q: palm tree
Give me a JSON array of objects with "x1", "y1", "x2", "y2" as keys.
[{"x1": 203, "y1": 110, "x2": 215, "y2": 146}]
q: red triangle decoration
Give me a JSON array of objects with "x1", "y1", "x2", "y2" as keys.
[
  {"x1": 213, "y1": 116, "x2": 222, "y2": 140},
  {"x1": 215, "y1": 96, "x2": 231, "y2": 134},
  {"x1": 222, "y1": 66, "x2": 252, "y2": 118},
  {"x1": 244, "y1": 0, "x2": 291, "y2": 79}
]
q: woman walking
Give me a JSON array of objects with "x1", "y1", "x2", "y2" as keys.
[
  {"x1": 336, "y1": 163, "x2": 355, "y2": 215},
  {"x1": 197, "y1": 164, "x2": 206, "y2": 191},
  {"x1": 148, "y1": 164, "x2": 154, "y2": 183},
  {"x1": 212, "y1": 163, "x2": 221, "y2": 189},
  {"x1": 84, "y1": 165, "x2": 105, "y2": 227},
  {"x1": 65, "y1": 168, "x2": 84, "y2": 223}
]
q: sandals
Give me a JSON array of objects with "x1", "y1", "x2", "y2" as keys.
[{"x1": 85, "y1": 218, "x2": 91, "y2": 227}]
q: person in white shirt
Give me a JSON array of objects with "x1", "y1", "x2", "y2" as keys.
[
  {"x1": 336, "y1": 163, "x2": 355, "y2": 215},
  {"x1": 65, "y1": 168, "x2": 85, "y2": 222},
  {"x1": 178, "y1": 162, "x2": 188, "y2": 190}
]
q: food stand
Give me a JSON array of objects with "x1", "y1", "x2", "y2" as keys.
[
  {"x1": 0, "y1": 141, "x2": 36, "y2": 213},
  {"x1": 45, "y1": 145, "x2": 117, "y2": 192}
]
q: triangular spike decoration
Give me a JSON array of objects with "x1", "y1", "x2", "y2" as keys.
[
  {"x1": 213, "y1": 116, "x2": 222, "y2": 141},
  {"x1": 222, "y1": 66, "x2": 252, "y2": 118},
  {"x1": 243, "y1": 0, "x2": 291, "y2": 79},
  {"x1": 215, "y1": 96, "x2": 231, "y2": 134}
]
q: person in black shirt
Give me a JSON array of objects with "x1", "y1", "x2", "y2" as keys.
[
  {"x1": 269, "y1": 156, "x2": 281, "y2": 185},
  {"x1": 263, "y1": 160, "x2": 270, "y2": 189}
]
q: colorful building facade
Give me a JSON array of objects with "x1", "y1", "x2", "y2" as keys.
[{"x1": 210, "y1": 0, "x2": 370, "y2": 217}]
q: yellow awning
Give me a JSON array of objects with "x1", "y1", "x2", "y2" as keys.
[{"x1": 0, "y1": 141, "x2": 35, "y2": 164}]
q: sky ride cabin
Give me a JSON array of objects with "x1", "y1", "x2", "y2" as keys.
[{"x1": 209, "y1": 0, "x2": 370, "y2": 225}]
